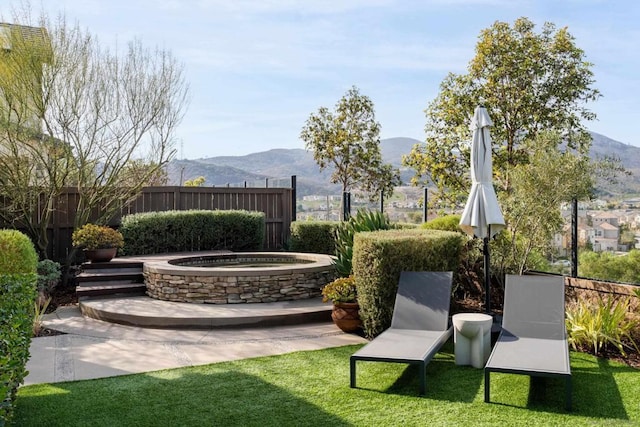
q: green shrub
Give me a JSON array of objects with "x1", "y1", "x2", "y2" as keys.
[
  {"x1": 0, "y1": 229, "x2": 38, "y2": 274},
  {"x1": 391, "y1": 222, "x2": 420, "y2": 230},
  {"x1": 422, "y1": 214, "x2": 463, "y2": 233},
  {"x1": 120, "y1": 210, "x2": 265, "y2": 255},
  {"x1": 72, "y1": 224, "x2": 124, "y2": 250},
  {"x1": 36, "y1": 260, "x2": 62, "y2": 294},
  {"x1": 334, "y1": 210, "x2": 391, "y2": 277},
  {"x1": 566, "y1": 296, "x2": 638, "y2": 357},
  {"x1": 352, "y1": 229, "x2": 463, "y2": 338},
  {"x1": 321, "y1": 276, "x2": 357, "y2": 303},
  {"x1": 0, "y1": 229, "x2": 38, "y2": 425},
  {"x1": 289, "y1": 221, "x2": 338, "y2": 254}
]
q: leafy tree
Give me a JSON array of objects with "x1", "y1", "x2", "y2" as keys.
[
  {"x1": 0, "y1": 9, "x2": 188, "y2": 258},
  {"x1": 579, "y1": 250, "x2": 640, "y2": 283},
  {"x1": 300, "y1": 86, "x2": 400, "y2": 201},
  {"x1": 120, "y1": 161, "x2": 169, "y2": 187},
  {"x1": 184, "y1": 176, "x2": 206, "y2": 187},
  {"x1": 404, "y1": 17, "x2": 599, "y2": 206},
  {"x1": 492, "y1": 131, "x2": 593, "y2": 274}
]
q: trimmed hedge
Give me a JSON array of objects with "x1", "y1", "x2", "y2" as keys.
[
  {"x1": 0, "y1": 230, "x2": 38, "y2": 425},
  {"x1": 422, "y1": 214, "x2": 463, "y2": 233},
  {"x1": 289, "y1": 221, "x2": 338, "y2": 255},
  {"x1": 120, "y1": 210, "x2": 265, "y2": 255},
  {"x1": 352, "y1": 228, "x2": 464, "y2": 338}
]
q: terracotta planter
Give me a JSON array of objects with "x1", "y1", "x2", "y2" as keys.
[
  {"x1": 331, "y1": 302, "x2": 362, "y2": 332},
  {"x1": 84, "y1": 247, "x2": 118, "y2": 263}
]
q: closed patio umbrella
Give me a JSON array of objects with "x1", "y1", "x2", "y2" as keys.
[{"x1": 459, "y1": 106, "x2": 505, "y2": 313}]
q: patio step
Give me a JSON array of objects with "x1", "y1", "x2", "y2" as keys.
[
  {"x1": 79, "y1": 260, "x2": 144, "y2": 275},
  {"x1": 79, "y1": 295, "x2": 333, "y2": 329},
  {"x1": 77, "y1": 283, "x2": 147, "y2": 298},
  {"x1": 76, "y1": 261, "x2": 146, "y2": 299}
]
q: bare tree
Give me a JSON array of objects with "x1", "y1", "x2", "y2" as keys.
[{"x1": 0, "y1": 9, "x2": 189, "y2": 258}]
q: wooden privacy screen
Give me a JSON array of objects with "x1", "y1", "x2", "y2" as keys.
[{"x1": 2, "y1": 186, "x2": 293, "y2": 261}]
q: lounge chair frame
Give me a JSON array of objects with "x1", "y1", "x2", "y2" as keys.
[
  {"x1": 350, "y1": 271, "x2": 453, "y2": 395},
  {"x1": 484, "y1": 274, "x2": 572, "y2": 411}
]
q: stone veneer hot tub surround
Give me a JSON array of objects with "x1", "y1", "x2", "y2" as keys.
[{"x1": 143, "y1": 252, "x2": 337, "y2": 304}]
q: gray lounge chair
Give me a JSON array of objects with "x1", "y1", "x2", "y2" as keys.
[
  {"x1": 350, "y1": 271, "x2": 453, "y2": 395},
  {"x1": 484, "y1": 274, "x2": 572, "y2": 410}
]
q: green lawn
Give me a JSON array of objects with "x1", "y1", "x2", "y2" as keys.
[{"x1": 16, "y1": 342, "x2": 639, "y2": 426}]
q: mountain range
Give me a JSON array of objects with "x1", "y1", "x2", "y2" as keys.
[{"x1": 166, "y1": 133, "x2": 640, "y2": 197}]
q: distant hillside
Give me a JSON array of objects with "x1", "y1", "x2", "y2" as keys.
[
  {"x1": 589, "y1": 132, "x2": 640, "y2": 196},
  {"x1": 167, "y1": 133, "x2": 640, "y2": 197},
  {"x1": 167, "y1": 138, "x2": 421, "y2": 195}
]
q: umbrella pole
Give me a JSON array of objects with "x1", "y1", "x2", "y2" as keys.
[{"x1": 484, "y1": 226, "x2": 491, "y2": 314}]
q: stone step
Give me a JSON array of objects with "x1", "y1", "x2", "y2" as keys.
[
  {"x1": 76, "y1": 272, "x2": 144, "y2": 284},
  {"x1": 79, "y1": 295, "x2": 333, "y2": 328},
  {"x1": 76, "y1": 283, "x2": 147, "y2": 298},
  {"x1": 81, "y1": 260, "x2": 144, "y2": 270},
  {"x1": 80, "y1": 266, "x2": 144, "y2": 275}
]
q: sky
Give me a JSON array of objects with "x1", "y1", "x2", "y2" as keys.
[{"x1": 1, "y1": 0, "x2": 639, "y2": 159}]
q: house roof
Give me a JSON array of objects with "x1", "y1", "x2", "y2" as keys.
[
  {"x1": 597, "y1": 222, "x2": 618, "y2": 230},
  {"x1": 592, "y1": 211, "x2": 618, "y2": 219},
  {"x1": 0, "y1": 22, "x2": 49, "y2": 51}
]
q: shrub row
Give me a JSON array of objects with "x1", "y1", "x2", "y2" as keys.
[
  {"x1": 289, "y1": 221, "x2": 338, "y2": 255},
  {"x1": 0, "y1": 230, "x2": 38, "y2": 425},
  {"x1": 120, "y1": 210, "x2": 265, "y2": 255},
  {"x1": 288, "y1": 218, "x2": 422, "y2": 257},
  {"x1": 352, "y1": 229, "x2": 464, "y2": 338}
]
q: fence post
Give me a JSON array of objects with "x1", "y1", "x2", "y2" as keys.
[
  {"x1": 173, "y1": 186, "x2": 181, "y2": 210},
  {"x1": 379, "y1": 190, "x2": 384, "y2": 213},
  {"x1": 342, "y1": 191, "x2": 351, "y2": 221},
  {"x1": 326, "y1": 195, "x2": 330, "y2": 220},
  {"x1": 571, "y1": 198, "x2": 578, "y2": 277},
  {"x1": 291, "y1": 175, "x2": 297, "y2": 222},
  {"x1": 265, "y1": 178, "x2": 269, "y2": 188},
  {"x1": 423, "y1": 187, "x2": 428, "y2": 223}
]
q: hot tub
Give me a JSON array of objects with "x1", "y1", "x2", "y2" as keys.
[{"x1": 143, "y1": 252, "x2": 336, "y2": 304}]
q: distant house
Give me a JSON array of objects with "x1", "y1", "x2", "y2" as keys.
[
  {"x1": 578, "y1": 222, "x2": 595, "y2": 246},
  {"x1": 594, "y1": 221, "x2": 619, "y2": 240},
  {"x1": 621, "y1": 198, "x2": 640, "y2": 208},
  {"x1": 591, "y1": 211, "x2": 619, "y2": 227},
  {"x1": 0, "y1": 22, "x2": 50, "y2": 131}
]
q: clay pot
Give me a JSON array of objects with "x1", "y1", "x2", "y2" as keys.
[
  {"x1": 331, "y1": 302, "x2": 362, "y2": 332},
  {"x1": 84, "y1": 247, "x2": 118, "y2": 263}
]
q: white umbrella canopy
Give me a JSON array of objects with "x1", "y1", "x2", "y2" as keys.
[
  {"x1": 459, "y1": 106, "x2": 505, "y2": 239},
  {"x1": 459, "y1": 106, "x2": 505, "y2": 314}
]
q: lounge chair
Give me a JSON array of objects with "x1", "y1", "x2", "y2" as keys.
[
  {"x1": 350, "y1": 271, "x2": 453, "y2": 395},
  {"x1": 484, "y1": 274, "x2": 571, "y2": 411}
]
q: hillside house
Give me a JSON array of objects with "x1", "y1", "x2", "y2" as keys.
[
  {"x1": 554, "y1": 213, "x2": 623, "y2": 253},
  {"x1": 591, "y1": 211, "x2": 619, "y2": 227},
  {"x1": 592, "y1": 221, "x2": 619, "y2": 252},
  {"x1": 0, "y1": 23, "x2": 50, "y2": 130}
]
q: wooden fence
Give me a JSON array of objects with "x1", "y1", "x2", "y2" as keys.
[{"x1": 10, "y1": 186, "x2": 294, "y2": 261}]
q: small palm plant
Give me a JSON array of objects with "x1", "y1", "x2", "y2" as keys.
[{"x1": 334, "y1": 209, "x2": 390, "y2": 277}]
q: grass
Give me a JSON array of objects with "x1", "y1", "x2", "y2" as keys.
[{"x1": 15, "y1": 342, "x2": 639, "y2": 426}]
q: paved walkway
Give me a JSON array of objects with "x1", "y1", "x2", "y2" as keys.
[{"x1": 25, "y1": 306, "x2": 367, "y2": 386}]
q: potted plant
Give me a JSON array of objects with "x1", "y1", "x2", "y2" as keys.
[
  {"x1": 72, "y1": 224, "x2": 124, "y2": 263},
  {"x1": 322, "y1": 276, "x2": 361, "y2": 332}
]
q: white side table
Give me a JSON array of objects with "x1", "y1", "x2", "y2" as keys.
[{"x1": 452, "y1": 313, "x2": 493, "y2": 368}]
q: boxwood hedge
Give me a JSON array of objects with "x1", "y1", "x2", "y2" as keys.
[
  {"x1": 352, "y1": 228, "x2": 464, "y2": 338},
  {"x1": 0, "y1": 229, "x2": 38, "y2": 425},
  {"x1": 119, "y1": 210, "x2": 265, "y2": 255},
  {"x1": 289, "y1": 221, "x2": 338, "y2": 255}
]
